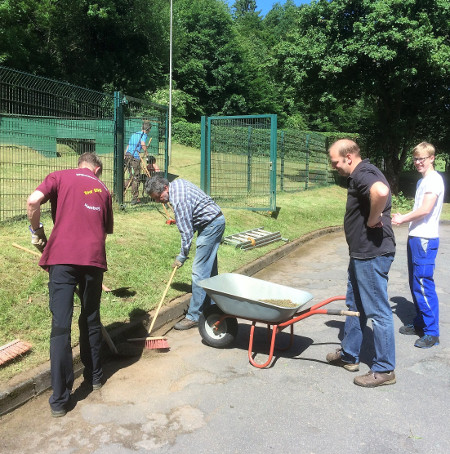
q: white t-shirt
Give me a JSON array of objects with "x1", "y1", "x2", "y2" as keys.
[{"x1": 409, "y1": 170, "x2": 445, "y2": 238}]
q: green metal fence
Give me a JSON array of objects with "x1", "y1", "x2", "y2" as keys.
[
  {"x1": 200, "y1": 115, "x2": 335, "y2": 211},
  {"x1": 278, "y1": 130, "x2": 332, "y2": 192},
  {"x1": 0, "y1": 66, "x2": 168, "y2": 221},
  {"x1": 201, "y1": 115, "x2": 277, "y2": 212}
]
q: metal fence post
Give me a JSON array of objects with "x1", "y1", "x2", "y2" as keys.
[
  {"x1": 200, "y1": 116, "x2": 207, "y2": 193},
  {"x1": 270, "y1": 114, "x2": 277, "y2": 211},
  {"x1": 305, "y1": 133, "x2": 310, "y2": 190},
  {"x1": 114, "y1": 91, "x2": 125, "y2": 204},
  {"x1": 247, "y1": 126, "x2": 252, "y2": 192},
  {"x1": 280, "y1": 130, "x2": 285, "y2": 192}
]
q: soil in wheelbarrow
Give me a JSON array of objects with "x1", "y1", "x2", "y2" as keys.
[{"x1": 260, "y1": 299, "x2": 297, "y2": 308}]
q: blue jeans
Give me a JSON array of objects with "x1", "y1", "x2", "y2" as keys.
[
  {"x1": 341, "y1": 254, "x2": 395, "y2": 372},
  {"x1": 187, "y1": 215, "x2": 225, "y2": 322},
  {"x1": 407, "y1": 236, "x2": 440, "y2": 336}
]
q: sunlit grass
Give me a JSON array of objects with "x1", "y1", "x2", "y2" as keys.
[{"x1": 0, "y1": 142, "x2": 447, "y2": 382}]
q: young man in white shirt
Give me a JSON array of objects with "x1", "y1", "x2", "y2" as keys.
[{"x1": 392, "y1": 142, "x2": 445, "y2": 348}]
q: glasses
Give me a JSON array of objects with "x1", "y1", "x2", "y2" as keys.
[{"x1": 413, "y1": 156, "x2": 430, "y2": 163}]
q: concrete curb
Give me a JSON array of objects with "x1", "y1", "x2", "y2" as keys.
[{"x1": 0, "y1": 225, "x2": 342, "y2": 417}]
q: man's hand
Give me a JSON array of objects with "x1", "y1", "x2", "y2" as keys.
[
  {"x1": 172, "y1": 259, "x2": 183, "y2": 269},
  {"x1": 29, "y1": 224, "x2": 47, "y2": 252},
  {"x1": 391, "y1": 212, "x2": 405, "y2": 225},
  {"x1": 367, "y1": 213, "x2": 383, "y2": 228}
]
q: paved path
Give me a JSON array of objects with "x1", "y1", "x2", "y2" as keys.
[{"x1": 1, "y1": 225, "x2": 449, "y2": 454}]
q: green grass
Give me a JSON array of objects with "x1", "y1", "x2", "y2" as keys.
[{"x1": 0, "y1": 143, "x2": 448, "y2": 382}]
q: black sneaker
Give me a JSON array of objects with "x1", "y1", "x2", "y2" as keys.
[
  {"x1": 414, "y1": 335, "x2": 439, "y2": 348},
  {"x1": 51, "y1": 408, "x2": 67, "y2": 418},
  {"x1": 399, "y1": 324, "x2": 423, "y2": 336}
]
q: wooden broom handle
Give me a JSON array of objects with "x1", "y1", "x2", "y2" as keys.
[
  {"x1": 12, "y1": 243, "x2": 41, "y2": 257},
  {"x1": 147, "y1": 266, "x2": 178, "y2": 335}
]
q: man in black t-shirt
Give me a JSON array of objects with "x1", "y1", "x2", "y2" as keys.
[{"x1": 326, "y1": 139, "x2": 396, "y2": 388}]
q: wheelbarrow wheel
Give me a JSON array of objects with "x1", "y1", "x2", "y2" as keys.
[{"x1": 198, "y1": 305, "x2": 238, "y2": 348}]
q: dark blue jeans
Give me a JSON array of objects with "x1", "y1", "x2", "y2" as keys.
[
  {"x1": 341, "y1": 254, "x2": 395, "y2": 373},
  {"x1": 48, "y1": 265, "x2": 103, "y2": 411}
]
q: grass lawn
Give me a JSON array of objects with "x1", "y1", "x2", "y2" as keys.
[{"x1": 0, "y1": 143, "x2": 448, "y2": 383}]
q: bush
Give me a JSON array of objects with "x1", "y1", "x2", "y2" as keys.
[
  {"x1": 172, "y1": 120, "x2": 201, "y2": 148},
  {"x1": 391, "y1": 191, "x2": 414, "y2": 212}
]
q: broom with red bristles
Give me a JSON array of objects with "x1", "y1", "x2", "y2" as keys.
[{"x1": 128, "y1": 265, "x2": 178, "y2": 350}]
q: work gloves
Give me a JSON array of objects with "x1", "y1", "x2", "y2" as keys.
[
  {"x1": 172, "y1": 255, "x2": 185, "y2": 268},
  {"x1": 172, "y1": 259, "x2": 183, "y2": 269},
  {"x1": 29, "y1": 223, "x2": 47, "y2": 253}
]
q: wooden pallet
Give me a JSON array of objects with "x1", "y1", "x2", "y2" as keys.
[{"x1": 222, "y1": 227, "x2": 283, "y2": 250}]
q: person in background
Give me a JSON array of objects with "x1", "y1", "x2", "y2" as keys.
[
  {"x1": 392, "y1": 142, "x2": 445, "y2": 348},
  {"x1": 124, "y1": 120, "x2": 150, "y2": 204},
  {"x1": 27, "y1": 152, "x2": 113, "y2": 417},
  {"x1": 327, "y1": 139, "x2": 396, "y2": 387},
  {"x1": 145, "y1": 175, "x2": 225, "y2": 330},
  {"x1": 146, "y1": 155, "x2": 160, "y2": 176}
]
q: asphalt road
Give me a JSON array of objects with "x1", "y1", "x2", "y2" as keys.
[{"x1": 1, "y1": 224, "x2": 449, "y2": 454}]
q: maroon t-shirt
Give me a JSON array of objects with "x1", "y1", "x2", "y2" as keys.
[{"x1": 37, "y1": 168, "x2": 114, "y2": 271}]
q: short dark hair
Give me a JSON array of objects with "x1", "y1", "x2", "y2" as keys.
[
  {"x1": 78, "y1": 152, "x2": 103, "y2": 173},
  {"x1": 142, "y1": 121, "x2": 151, "y2": 132},
  {"x1": 145, "y1": 175, "x2": 169, "y2": 195}
]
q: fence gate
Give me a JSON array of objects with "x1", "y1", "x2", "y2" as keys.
[{"x1": 200, "y1": 115, "x2": 277, "y2": 212}]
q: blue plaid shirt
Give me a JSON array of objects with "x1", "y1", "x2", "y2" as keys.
[{"x1": 169, "y1": 179, "x2": 222, "y2": 262}]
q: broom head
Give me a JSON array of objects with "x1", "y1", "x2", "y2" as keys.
[
  {"x1": 128, "y1": 336, "x2": 170, "y2": 351},
  {"x1": 145, "y1": 336, "x2": 170, "y2": 350},
  {"x1": 0, "y1": 339, "x2": 32, "y2": 366}
]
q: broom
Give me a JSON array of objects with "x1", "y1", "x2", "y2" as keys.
[
  {"x1": 0, "y1": 339, "x2": 32, "y2": 366},
  {"x1": 128, "y1": 266, "x2": 178, "y2": 350}
]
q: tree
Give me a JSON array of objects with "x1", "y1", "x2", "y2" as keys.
[
  {"x1": 173, "y1": 0, "x2": 277, "y2": 119},
  {"x1": 273, "y1": 0, "x2": 450, "y2": 190},
  {"x1": 231, "y1": 0, "x2": 259, "y2": 19},
  {"x1": 0, "y1": 0, "x2": 169, "y2": 94}
]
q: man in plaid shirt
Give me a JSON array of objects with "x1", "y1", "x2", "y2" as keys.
[{"x1": 146, "y1": 176, "x2": 225, "y2": 330}]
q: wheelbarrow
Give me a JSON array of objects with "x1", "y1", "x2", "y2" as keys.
[{"x1": 198, "y1": 273, "x2": 358, "y2": 369}]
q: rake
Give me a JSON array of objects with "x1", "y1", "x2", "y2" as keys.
[{"x1": 128, "y1": 266, "x2": 178, "y2": 350}]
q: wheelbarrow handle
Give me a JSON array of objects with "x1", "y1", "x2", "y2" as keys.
[{"x1": 326, "y1": 309, "x2": 360, "y2": 317}]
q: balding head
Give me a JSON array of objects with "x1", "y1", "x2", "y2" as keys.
[
  {"x1": 329, "y1": 139, "x2": 362, "y2": 177},
  {"x1": 330, "y1": 139, "x2": 361, "y2": 158}
]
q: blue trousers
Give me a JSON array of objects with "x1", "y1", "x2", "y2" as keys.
[
  {"x1": 48, "y1": 265, "x2": 103, "y2": 411},
  {"x1": 407, "y1": 236, "x2": 440, "y2": 337},
  {"x1": 341, "y1": 254, "x2": 395, "y2": 372},
  {"x1": 187, "y1": 215, "x2": 225, "y2": 322}
]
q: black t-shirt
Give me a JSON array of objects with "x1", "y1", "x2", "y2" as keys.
[{"x1": 344, "y1": 159, "x2": 396, "y2": 259}]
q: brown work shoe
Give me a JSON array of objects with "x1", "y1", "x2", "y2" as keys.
[
  {"x1": 354, "y1": 370, "x2": 396, "y2": 388},
  {"x1": 326, "y1": 348, "x2": 360, "y2": 371},
  {"x1": 174, "y1": 317, "x2": 198, "y2": 330}
]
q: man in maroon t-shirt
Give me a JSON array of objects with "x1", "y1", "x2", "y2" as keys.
[{"x1": 27, "y1": 152, "x2": 113, "y2": 417}]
